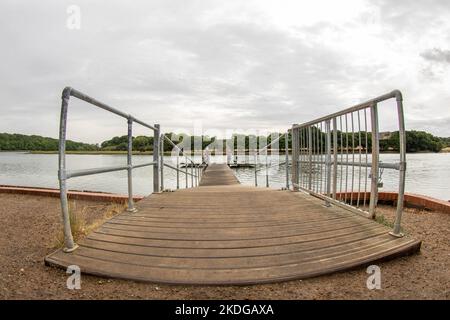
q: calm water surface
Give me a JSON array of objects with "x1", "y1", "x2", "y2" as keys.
[{"x1": 0, "y1": 152, "x2": 449, "y2": 201}]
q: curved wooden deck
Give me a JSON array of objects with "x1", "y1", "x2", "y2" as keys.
[{"x1": 45, "y1": 164, "x2": 421, "y2": 285}]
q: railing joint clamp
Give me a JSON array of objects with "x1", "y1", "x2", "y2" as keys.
[{"x1": 58, "y1": 169, "x2": 67, "y2": 181}]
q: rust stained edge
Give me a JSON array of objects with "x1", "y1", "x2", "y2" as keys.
[
  {"x1": 1, "y1": 185, "x2": 449, "y2": 213},
  {"x1": 0, "y1": 185, "x2": 144, "y2": 203},
  {"x1": 334, "y1": 191, "x2": 450, "y2": 214}
]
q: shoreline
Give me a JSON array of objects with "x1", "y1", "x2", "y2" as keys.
[{"x1": 1, "y1": 185, "x2": 449, "y2": 212}]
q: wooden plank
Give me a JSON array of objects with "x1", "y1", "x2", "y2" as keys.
[
  {"x1": 96, "y1": 220, "x2": 379, "y2": 241},
  {"x1": 199, "y1": 163, "x2": 240, "y2": 186},
  {"x1": 87, "y1": 224, "x2": 387, "y2": 249},
  {"x1": 69, "y1": 235, "x2": 403, "y2": 269},
  {"x1": 81, "y1": 226, "x2": 389, "y2": 258},
  {"x1": 45, "y1": 163, "x2": 421, "y2": 285},
  {"x1": 45, "y1": 239, "x2": 421, "y2": 285}
]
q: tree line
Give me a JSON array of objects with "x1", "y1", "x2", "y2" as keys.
[
  {"x1": 1, "y1": 130, "x2": 448, "y2": 153},
  {"x1": 0, "y1": 133, "x2": 98, "y2": 151}
]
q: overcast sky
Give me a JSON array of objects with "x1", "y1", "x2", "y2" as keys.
[{"x1": 1, "y1": 0, "x2": 449, "y2": 143}]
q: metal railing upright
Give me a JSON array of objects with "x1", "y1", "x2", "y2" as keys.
[
  {"x1": 254, "y1": 132, "x2": 290, "y2": 189},
  {"x1": 290, "y1": 90, "x2": 406, "y2": 237},
  {"x1": 161, "y1": 134, "x2": 203, "y2": 189},
  {"x1": 58, "y1": 87, "x2": 201, "y2": 253},
  {"x1": 58, "y1": 87, "x2": 406, "y2": 253},
  {"x1": 252, "y1": 90, "x2": 406, "y2": 238}
]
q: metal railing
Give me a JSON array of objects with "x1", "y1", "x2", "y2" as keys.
[
  {"x1": 161, "y1": 134, "x2": 203, "y2": 190},
  {"x1": 254, "y1": 132, "x2": 290, "y2": 190},
  {"x1": 57, "y1": 87, "x2": 406, "y2": 252},
  {"x1": 291, "y1": 90, "x2": 406, "y2": 237},
  {"x1": 58, "y1": 87, "x2": 201, "y2": 252}
]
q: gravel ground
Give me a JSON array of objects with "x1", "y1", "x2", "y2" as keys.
[{"x1": 0, "y1": 193, "x2": 448, "y2": 300}]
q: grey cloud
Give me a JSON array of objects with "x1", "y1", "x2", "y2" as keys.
[
  {"x1": 421, "y1": 48, "x2": 450, "y2": 64},
  {"x1": 408, "y1": 117, "x2": 450, "y2": 137},
  {"x1": 1, "y1": 0, "x2": 450, "y2": 142},
  {"x1": 371, "y1": 0, "x2": 450, "y2": 32}
]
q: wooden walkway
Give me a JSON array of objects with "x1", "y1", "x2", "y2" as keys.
[{"x1": 45, "y1": 164, "x2": 421, "y2": 285}]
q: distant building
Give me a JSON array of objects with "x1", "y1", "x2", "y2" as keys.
[{"x1": 379, "y1": 132, "x2": 392, "y2": 140}]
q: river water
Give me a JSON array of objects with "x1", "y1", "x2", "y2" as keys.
[{"x1": 0, "y1": 152, "x2": 449, "y2": 201}]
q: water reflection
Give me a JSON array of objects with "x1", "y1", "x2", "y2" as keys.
[{"x1": 0, "y1": 152, "x2": 448, "y2": 200}]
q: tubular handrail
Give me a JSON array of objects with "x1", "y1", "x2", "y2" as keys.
[
  {"x1": 66, "y1": 87, "x2": 156, "y2": 129},
  {"x1": 254, "y1": 161, "x2": 287, "y2": 173},
  {"x1": 253, "y1": 90, "x2": 406, "y2": 238},
  {"x1": 292, "y1": 90, "x2": 403, "y2": 129},
  {"x1": 255, "y1": 133, "x2": 285, "y2": 155},
  {"x1": 254, "y1": 132, "x2": 290, "y2": 189},
  {"x1": 160, "y1": 134, "x2": 203, "y2": 190},
  {"x1": 297, "y1": 159, "x2": 400, "y2": 170},
  {"x1": 290, "y1": 90, "x2": 406, "y2": 238},
  {"x1": 64, "y1": 162, "x2": 157, "y2": 179},
  {"x1": 57, "y1": 86, "x2": 405, "y2": 255},
  {"x1": 162, "y1": 134, "x2": 196, "y2": 164},
  {"x1": 57, "y1": 87, "x2": 202, "y2": 253},
  {"x1": 163, "y1": 162, "x2": 199, "y2": 177}
]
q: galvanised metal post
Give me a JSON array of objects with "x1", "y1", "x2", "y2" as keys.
[
  {"x1": 197, "y1": 166, "x2": 200, "y2": 186},
  {"x1": 58, "y1": 88, "x2": 78, "y2": 252},
  {"x1": 160, "y1": 134, "x2": 164, "y2": 192},
  {"x1": 291, "y1": 126, "x2": 299, "y2": 191},
  {"x1": 265, "y1": 151, "x2": 269, "y2": 188},
  {"x1": 191, "y1": 161, "x2": 194, "y2": 187},
  {"x1": 290, "y1": 90, "x2": 407, "y2": 220},
  {"x1": 126, "y1": 117, "x2": 137, "y2": 212},
  {"x1": 332, "y1": 117, "x2": 338, "y2": 200},
  {"x1": 325, "y1": 120, "x2": 332, "y2": 207},
  {"x1": 254, "y1": 153, "x2": 258, "y2": 186},
  {"x1": 285, "y1": 132, "x2": 289, "y2": 189},
  {"x1": 153, "y1": 124, "x2": 160, "y2": 193},
  {"x1": 308, "y1": 126, "x2": 313, "y2": 190},
  {"x1": 176, "y1": 152, "x2": 180, "y2": 189},
  {"x1": 369, "y1": 103, "x2": 379, "y2": 218},
  {"x1": 57, "y1": 87, "x2": 158, "y2": 252},
  {"x1": 390, "y1": 90, "x2": 406, "y2": 237},
  {"x1": 194, "y1": 165, "x2": 197, "y2": 187},
  {"x1": 185, "y1": 155, "x2": 188, "y2": 188},
  {"x1": 194, "y1": 166, "x2": 197, "y2": 187},
  {"x1": 197, "y1": 165, "x2": 200, "y2": 186}
]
